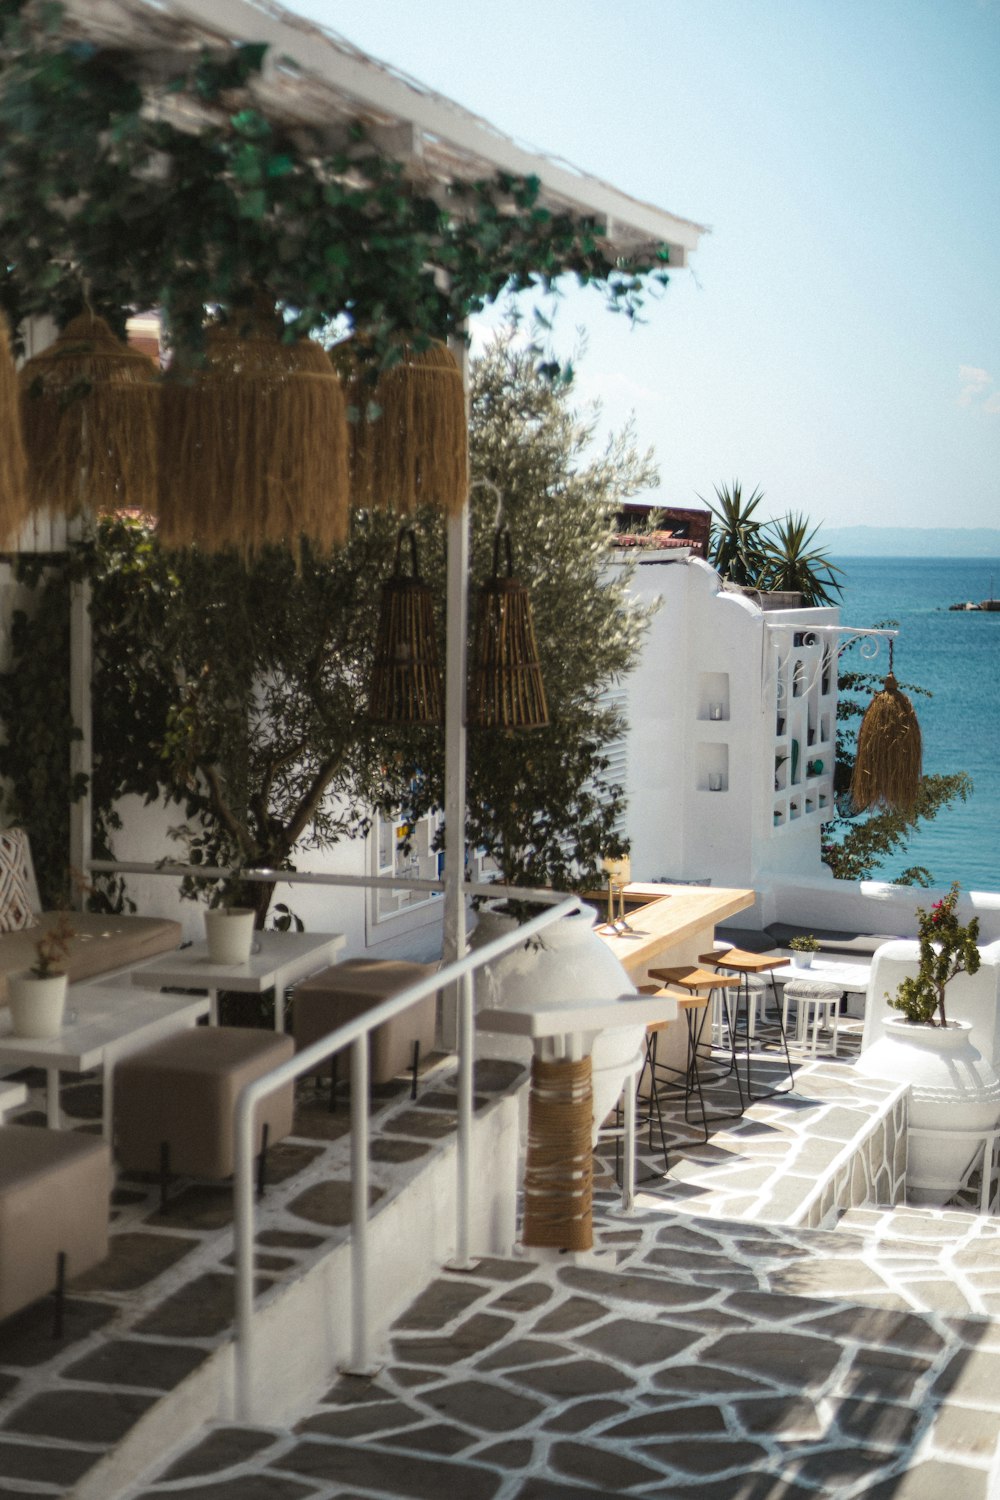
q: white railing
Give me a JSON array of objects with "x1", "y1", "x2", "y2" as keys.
[{"x1": 88, "y1": 858, "x2": 578, "y2": 1418}]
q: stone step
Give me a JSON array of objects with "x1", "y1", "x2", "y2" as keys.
[{"x1": 606, "y1": 1194, "x2": 1000, "y2": 1323}]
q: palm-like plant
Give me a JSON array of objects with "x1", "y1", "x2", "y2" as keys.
[
  {"x1": 762, "y1": 512, "x2": 844, "y2": 607},
  {"x1": 700, "y1": 480, "x2": 770, "y2": 588}
]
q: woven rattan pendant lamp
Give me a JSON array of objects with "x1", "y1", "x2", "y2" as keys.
[
  {"x1": 468, "y1": 527, "x2": 549, "y2": 731},
  {"x1": 336, "y1": 337, "x2": 467, "y2": 517},
  {"x1": 850, "y1": 639, "x2": 922, "y2": 814},
  {"x1": 18, "y1": 310, "x2": 158, "y2": 518},
  {"x1": 0, "y1": 314, "x2": 29, "y2": 546},
  {"x1": 368, "y1": 527, "x2": 443, "y2": 725},
  {"x1": 157, "y1": 296, "x2": 349, "y2": 556}
]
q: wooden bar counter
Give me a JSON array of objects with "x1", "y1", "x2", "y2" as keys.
[
  {"x1": 599, "y1": 883, "x2": 755, "y2": 1071},
  {"x1": 599, "y1": 883, "x2": 756, "y2": 983}
]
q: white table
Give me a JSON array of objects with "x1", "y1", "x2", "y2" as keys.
[
  {"x1": 478, "y1": 992, "x2": 678, "y2": 1227},
  {"x1": 0, "y1": 984, "x2": 210, "y2": 1135},
  {"x1": 777, "y1": 958, "x2": 871, "y2": 1056},
  {"x1": 133, "y1": 929, "x2": 346, "y2": 1029},
  {"x1": 780, "y1": 958, "x2": 871, "y2": 993}
]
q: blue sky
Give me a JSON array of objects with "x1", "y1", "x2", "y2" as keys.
[{"x1": 287, "y1": 1, "x2": 1000, "y2": 532}]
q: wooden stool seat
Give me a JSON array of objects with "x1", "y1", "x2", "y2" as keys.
[
  {"x1": 648, "y1": 965, "x2": 741, "y2": 993},
  {"x1": 699, "y1": 947, "x2": 790, "y2": 973},
  {"x1": 696, "y1": 949, "x2": 795, "y2": 1101}
]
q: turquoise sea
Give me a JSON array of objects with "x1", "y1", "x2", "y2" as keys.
[{"x1": 832, "y1": 555, "x2": 1000, "y2": 893}]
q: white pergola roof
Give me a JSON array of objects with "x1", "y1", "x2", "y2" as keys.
[{"x1": 58, "y1": 0, "x2": 707, "y2": 266}]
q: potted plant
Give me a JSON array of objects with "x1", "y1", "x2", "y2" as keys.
[
  {"x1": 857, "y1": 883, "x2": 1000, "y2": 1203},
  {"x1": 8, "y1": 911, "x2": 76, "y2": 1038},
  {"x1": 203, "y1": 866, "x2": 256, "y2": 966},
  {"x1": 789, "y1": 934, "x2": 820, "y2": 968}
]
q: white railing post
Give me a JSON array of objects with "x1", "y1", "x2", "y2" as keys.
[
  {"x1": 233, "y1": 1088, "x2": 256, "y2": 1419},
  {"x1": 453, "y1": 969, "x2": 474, "y2": 1268},
  {"x1": 348, "y1": 1033, "x2": 373, "y2": 1373}
]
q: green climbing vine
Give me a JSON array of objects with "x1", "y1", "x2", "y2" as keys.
[{"x1": 0, "y1": 2, "x2": 671, "y2": 365}]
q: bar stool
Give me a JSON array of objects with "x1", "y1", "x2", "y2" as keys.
[
  {"x1": 698, "y1": 947, "x2": 795, "y2": 1099},
  {"x1": 646, "y1": 966, "x2": 747, "y2": 1121},
  {"x1": 781, "y1": 978, "x2": 843, "y2": 1057}
]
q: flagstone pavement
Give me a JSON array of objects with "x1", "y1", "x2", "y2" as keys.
[{"x1": 4, "y1": 1018, "x2": 1000, "y2": 1498}]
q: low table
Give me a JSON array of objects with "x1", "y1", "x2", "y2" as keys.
[
  {"x1": 0, "y1": 984, "x2": 210, "y2": 1136},
  {"x1": 0, "y1": 1079, "x2": 27, "y2": 1119},
  {"x1": 780, "y1": 958, "x2": 871, "y2": 1003},
  {"x1": 133, "y1": 929, "x2": 347, "y2": 1030}
]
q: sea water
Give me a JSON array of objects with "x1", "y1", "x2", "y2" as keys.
[{"x1": 832, "y1": 555, "x2": 1000, "y2": 893}]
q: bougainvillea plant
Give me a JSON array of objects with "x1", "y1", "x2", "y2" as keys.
[{"x1": 889, "y1": 882, "x2": 981, "y2": 1027}]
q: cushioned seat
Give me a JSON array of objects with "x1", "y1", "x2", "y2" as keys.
[
  {"x1": 0, "y1": 1125, "x2": 111, "y2": 1323},
  {"x1": 0, "y1": 912, "x2": 183, "y2": 1005},
  {"x1": 114, "y1": 1026, "x2": 295, "y2": 1181},
  {"x1": 765, "y1": 922, "x2": 898, "y2": 959},
  {"x1": 293, "y1": 958, "x2": 439, "y2": 1089},
  {"x1": 0, "y1": 826, "x2": 182, "y2": 1007}
]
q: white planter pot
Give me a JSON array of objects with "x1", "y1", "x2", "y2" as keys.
[
  {"x1": 204, "y1": 908, "x2": 256, "y2": 965},
  {"x1": 470, "y1": 905, "x2": 645, "y2": 1145},
  {"x1": 794, "y1": 952, "x2": 813, "y2": 969},
  {"x1": 856, "y1": 1017, "x2": 1000, "y2": 1203},
  {"x1": 8, "y1": 971, "x2": 68, "y2": 1038}
]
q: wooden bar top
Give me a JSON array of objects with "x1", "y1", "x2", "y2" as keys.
[{"x1": 598, "y1": 883, "x2": 755, "y2": 975}]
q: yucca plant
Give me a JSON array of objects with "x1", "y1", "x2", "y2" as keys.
[
  {"x1": 761, "y1": 512, "x2": 844, "y2": 607},
  {"x1": 700, "y1": 480, "x2": 770, "y2": 588}
]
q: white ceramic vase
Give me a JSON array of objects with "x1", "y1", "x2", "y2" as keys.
[
  {"x1": 8, "y1": 971, "x2": 68, "y2": 1038},
  {"x1": 204, "y1": 907, "x2": 256, "y2": 965},
  {"x1": 470, "y1": 904, "x2": 646, "y2": 1145},
  {"x1": 856, "y1": 1017, "x2": 1000, "y2": 1203}
]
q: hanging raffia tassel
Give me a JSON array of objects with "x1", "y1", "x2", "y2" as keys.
[
  {"x1": 334, "y1": 337, "x2": 467, "y2": 515},
  {"x1": 468, "y1": 528, "x2": 549, "y2": 730},
  {"x1": 0, "y1": 314, "x2": 29, "y2": 547},
  {"x1": 368, "y1": 528, "x2": 443, "y2": 724},
  {"x1": 850, "y1": 642, "x2": 922, "y2": 814},
  {"x1": 157, "y1": 304, "x2": 349, "y2": 556},
  {"x1": 18, "y1": 311, "x2": 158, "y2": 517}
]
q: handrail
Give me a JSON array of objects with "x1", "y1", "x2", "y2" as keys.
[{"x1": 230, "y1": 890, "x2": 580, "y2": 1420}]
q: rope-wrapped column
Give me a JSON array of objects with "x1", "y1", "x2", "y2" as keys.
[{"x1": 522, "y1": 1056, "x2": 594, "y2": 1251}]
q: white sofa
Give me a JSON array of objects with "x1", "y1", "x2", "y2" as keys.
[
  {"x1": 0, "y1": 831, "x2": 181, "y2": 1011},
  {"x1": 862, "y1": 940, "x2": 1000, "y2": 1069}
]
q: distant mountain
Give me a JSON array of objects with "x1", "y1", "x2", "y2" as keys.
[{"x1": 819, "y1": 526, "x2": 1000, "y2": 558}]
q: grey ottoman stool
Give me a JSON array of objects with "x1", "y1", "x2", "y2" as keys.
[
  {"x1": 0, "y1": 1124, "x2": 111, "y2": 1332},
  {"x1": 781, "y1": 980, "x2": 843, "y2": 1057},
  {"x1": 293, "y1": 958, "x2": 439, "y2": 1107},
  {"x1": 114, "y1": 1025, "x2": 295, "y2": 1205}
]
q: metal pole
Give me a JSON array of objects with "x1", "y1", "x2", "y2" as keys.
[
  {"x1": 454, "y1": 970, "x2": 474, "y2": 1268},
  {"x1": 68, "y1": 570, "x2": 92, "y2": 905},
  {"x1": 440, "y1": 328, "x2": 470, "y2": 1048},
  {"x1": 348, "y1": 1033, "x2": 373, "y2": 1373},
  {"x1": 233, "y1": 1090, "x2": 256, "y2": 1419}
]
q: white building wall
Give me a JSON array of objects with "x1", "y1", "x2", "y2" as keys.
[{"x1": 613, "y1": 550, "x2": 840, "y2": 894}]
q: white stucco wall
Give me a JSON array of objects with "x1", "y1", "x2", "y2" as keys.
[{"x1": 612, "y1": 550, "x2": 839, "y2": 894}]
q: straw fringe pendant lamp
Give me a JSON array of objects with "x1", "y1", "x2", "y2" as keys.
[
  {"x1": 469, "y1": 528, "x2": 549, "y2": 731},
  {"x1": 335, "y1": 338, "x2": 467, "y2": 516},
  {"x1": 0, "y1": 314, "x2": 29, "y2": 546},
  {"x1": 157, "y1": 300, "x2": 349, "y2": 556},
  {"x1": 18, "y1": 311, "x2": 158, "y2": 517},
  {"x1": 368, "y1": 528, "x2": 443, "y2": 725},
  {"x1": 850, "y1": 641, "x2": 922, "y2": 814}
]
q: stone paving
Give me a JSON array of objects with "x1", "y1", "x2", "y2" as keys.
[
  {"x1": 111, "y1": 1196, "x2": 1000, "y2": 1499},
  {"x1": 4, "y1": 1017, "x2": 1000, "y2": 1497}
]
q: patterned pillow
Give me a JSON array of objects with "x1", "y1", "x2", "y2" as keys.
[{"x1": 0, "y1": 828, "x2": 37, "y2": 932}]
